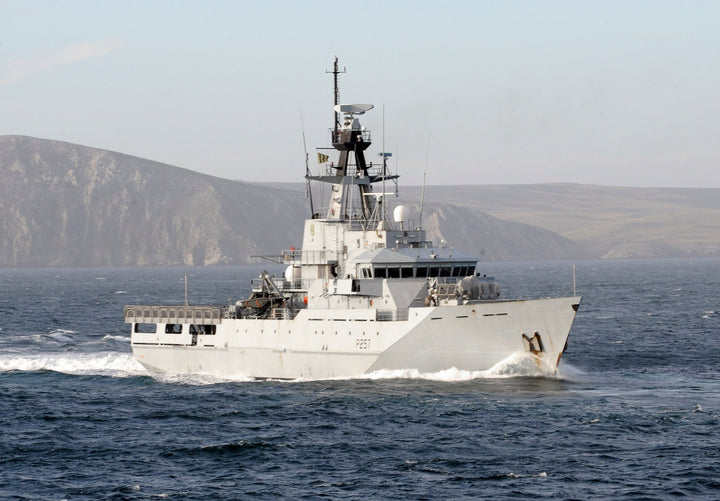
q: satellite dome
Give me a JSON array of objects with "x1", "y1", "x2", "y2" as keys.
[{"x1": 393, "y1": 205, "x2": 410, "y2": 223}]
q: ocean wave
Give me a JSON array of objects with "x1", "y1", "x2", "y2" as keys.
[
  {"x1": 102, "y1": 334, "x2": 131, "y2": 343},
  {"x1": 0, "y1": 352, "x2": 146, "y2": 376},
  {"x1": 151, "y1": 372, "x2": 254, "y2": 385},
  {"x1": 309, "y1": 352, "x2": 561, "y2": 383},
  {"x1": 506, "y1": 471, "x2": 548, "y2": 479},
  {"x1": 556, "y1": 361, "x2": 585, "y2": 379},
  {"x1": 49, "y1": 328, "x2": 78, "y2": 335}
]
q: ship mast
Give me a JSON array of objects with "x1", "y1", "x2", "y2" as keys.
[
  {"x1": 326, "y1": 56, "x2": 346, "y2": 138},
  {"x1": 307, "y1": 58, "x2": 398, "y2": 229}
]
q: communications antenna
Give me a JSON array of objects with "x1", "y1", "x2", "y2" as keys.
[{"x1": 326, "y1": 56, "x2": 346, "y2": 136}]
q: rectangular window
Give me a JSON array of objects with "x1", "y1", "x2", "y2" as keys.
[
  {"x1": 388, "y1": 267, "x2": 400, "y2": 278},
  {"x1": 401, "y1": 267, "x2": 414, "y2": 278},
  {"x1": 374, "y1": 267, "x2": 386, "y2": 278},
  {"x1": 440, "y1": 267, "x2": 451, "y2": 277},
  {"x1": 134, "y1": 323, "x2": 156, "y2": 334},
  {"x1": 165, "y1": 323, "x2": 182, "y2": 334},
  {"x1": 416, "y1": 267, "x2": 428, "y2": 278},
  {"x1": 191, "y1": 324, "x2": 216, "y2": 335},
  {"x1": 429, "y1": 266, "x2": 439, "y2": 277}
]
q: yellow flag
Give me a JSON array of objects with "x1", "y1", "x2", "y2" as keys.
[{"x1": 317, "y1": 152, "x2": 329, "y2": 164}]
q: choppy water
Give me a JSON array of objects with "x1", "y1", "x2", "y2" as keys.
[{"x1": 1, "y1": 259, "x2": 719, "y2": 500}]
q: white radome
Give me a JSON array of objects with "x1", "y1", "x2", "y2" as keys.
[{"x1": 393, "y1": 205, "x2": 410, "y2": 223}]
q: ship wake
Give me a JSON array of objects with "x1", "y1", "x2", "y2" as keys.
[
  {"x1": 0, "y1": 352, "x2": 146, "y2": 377},
  {"x1": 1, "y1": 351, "x2": 579, "y2": 384},
  {"x1": 328, "y1": 352, "x2": 561, "y2": 382}
]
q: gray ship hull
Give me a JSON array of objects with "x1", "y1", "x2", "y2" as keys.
[{"x1": 131, "y1": 296, "x2": 580, "y2": 379}]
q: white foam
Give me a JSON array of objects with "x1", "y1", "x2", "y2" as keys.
[
  {"x1": 152, "y1": 371, "x2": 254, "y2": 385},
  {"x1": 43, "y1": 329, "x2": 78, "y2": 343},
  {"x1": 507, "y1": 471, "x2": 548, "y2": 478},
  {"x1": 556, "y1": 361, "x2": 585, "y2": 379},
  {"x1": 102, "y1": 334, "x2": 131, "y2": 343},
  {"x1": 303, "y1": 352, "x2": 559, "y2": 383},
  {"x1": 0, "y1": 352, "x2": 146, "y2": 376},
  {"x1": 49, "y1": 328, "x2": 78, "y2": 335}
]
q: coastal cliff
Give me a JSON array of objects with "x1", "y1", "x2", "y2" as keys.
[{"x1": 0, "y1": 135, "x2": 620, "y2": 267}]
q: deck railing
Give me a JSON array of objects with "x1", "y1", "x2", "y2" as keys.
[{"x1": 124, "y1": 305, "x2": 223, "y2": 324}]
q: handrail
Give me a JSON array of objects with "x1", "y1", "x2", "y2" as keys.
[{"x1": 124, "y1": 305, "x2": 223, "y2": 324}]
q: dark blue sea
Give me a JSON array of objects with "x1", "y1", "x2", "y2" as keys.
[{"x1": 1, "y1": 259, "x2": 719, "y2": 500}]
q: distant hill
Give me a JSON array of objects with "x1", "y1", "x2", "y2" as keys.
[
  {"x1": 398, "y1": 184, "x2": 720, "y2": 259},
  {"x1": 0, "y1": 136, "x2": 306, "y2": 267},
  {"x1": 271, "y1": 182, "x2": 720, "y2": 260},
  {"x1": 0, "y1": 135, "x2": 585, "y2": 267}
]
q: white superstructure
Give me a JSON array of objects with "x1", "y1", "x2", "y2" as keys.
[{"x1": 124, "y1": 59, "x2": 581, "y2": 379}]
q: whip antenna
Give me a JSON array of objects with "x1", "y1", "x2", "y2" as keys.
[
  {"x1": 301, "y1": 112, "x2": 315, "y2": 217},
  {"x1": 418, "y1": 140, "x2": 429, "y2": 229}
]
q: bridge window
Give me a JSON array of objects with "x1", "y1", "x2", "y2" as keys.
[
  {"x1": 134, "y1": 323, "x2": 156, "y2": 334},
  {"x1": 358, "y1": 265, "x2": 372, "y2": 278},
  {"x1": 387, "y1": 267, "x2": 400, "y2": 279},
  {"x1": 374, "y1": 267, "x2": 386, "y2": 278},
  {"x1": 190, "y1": 324, "x2": 216, "y2": 335},
  {"x1": 165, "y1": 323, "x2": 182, "y2": 334},
  {"x1": 416, "y1": 266, "x2": 428, "y2": 278},
  {"x1": 401, "y1": 267, "x2": 413, "y2": 278}
]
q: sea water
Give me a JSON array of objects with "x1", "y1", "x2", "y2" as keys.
[{"x1": 1, "y1": 259, "x2": 719, "y2": 499}]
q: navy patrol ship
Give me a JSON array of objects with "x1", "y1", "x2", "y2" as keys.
[{"x1": 124, "y1": 59, "x2": 581, "y2": 379}]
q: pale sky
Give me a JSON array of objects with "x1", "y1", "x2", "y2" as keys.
[{"x1": 1, "y1": 0, "x2": 719, "y2": 187}]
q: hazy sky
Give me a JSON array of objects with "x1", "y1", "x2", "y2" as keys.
[{"x1": 1, "y1": 0, "x2": 719, "y2": 187}]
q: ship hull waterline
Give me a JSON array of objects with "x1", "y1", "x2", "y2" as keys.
[{"x1": 131, "y1": 296, "x2": 581, "y2": 380}]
